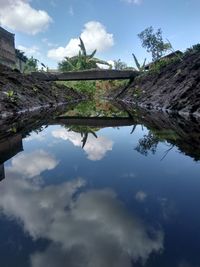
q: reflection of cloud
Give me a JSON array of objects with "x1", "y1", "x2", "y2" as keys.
[
  {"x1": 7, "y1": 150, "x2": 58, "y2": 178},
  {"x1": 122, "y1": 172, "x2": 136, "y2": 178},
  {"x1": 0, "y1": 173, "x2": 163, "y2": 267},
  {"x1": 25, "y1": 132, "x2": 46, "y2": 142},
  {"x1": 52, "y1": 129, "x2": 113, "y2": 161},
  {"x1": 135, "y1": 191, "x2": 147, "y2": 202},
  {"x1": 159, "y1": 197, "x2": 177, "y2": 222}
]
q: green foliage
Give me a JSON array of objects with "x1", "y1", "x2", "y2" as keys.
[
  {"x1": 138, "y1": 26, "x2": 172, "y2": 61},
  {"x1": 149, "y1": 56, "x2": 179, "y2": 74},
  {"x1": 58, "y1": 38, "x2": 111, "y2": 71},
  {"x1": 24, "y1": 56, "x2": 39, "y2": 73},
  {"x1": 185, "y1": 43, "x2": 200, "y2": 54},
  {"x1": 15, "y1": 49, "x2": 28, "y2": 62},
  {"x1": 5, "y1": 90, "x2": 17, "y2": 102},
  {"x1": 58, "y1": 79, "x2": 128, "y2": 99},
  {"x1": 67, "y1": 125, "x2": 99, "y2": 148},
  {"x1": 58, "y1": 80, "x2": 96, "y2": 98},
  {"x1": 132, "y1": 53, "x2": 146, "y2": 71},
  {"x1": 113, "y1": 59, "x2": 128, "y2": 70},
  {"x1": 133, "y1": 86, "x2": 142, "y2": 98}
]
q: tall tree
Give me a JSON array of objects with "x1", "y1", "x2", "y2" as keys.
[
  {"x1": 138, "y1": 26, "x2": 172, "y2": 61},
  {"x1": 113, "y1": 59, "x2": 127, "y2": 70}
]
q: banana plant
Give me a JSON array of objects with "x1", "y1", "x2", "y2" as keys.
[
  {"x1": 132, "y1": 53, "x2": 146, "y2": 72},
  {"x1": 67, "y1": 125, "x2": 98, "y2": 148},
  {"x1": 59, "y1": 38, "x2": 111, "y2": 71}
]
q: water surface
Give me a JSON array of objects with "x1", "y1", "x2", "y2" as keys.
[{"x1": 0, "y1": 102, "x2": 200, "y2": 267}]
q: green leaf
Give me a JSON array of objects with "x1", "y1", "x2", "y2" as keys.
[
  {"x1": 79, "y1": 37, "x2": 87, "y2": 56},
  {"x1": 132, "y1": 53, "x2": 141, "y2": 70},
  {"x1": 89, "y1": 49, "x2": 97, "y2": 59}
]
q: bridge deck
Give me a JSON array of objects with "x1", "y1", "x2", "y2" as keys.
[{"x1": 31, "y1": 69, "x2": 138, "y2": 81}]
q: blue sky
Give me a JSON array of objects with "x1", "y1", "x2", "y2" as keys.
[{"x1": 0, "y1": 0, "x2": 200, "y2": 68}]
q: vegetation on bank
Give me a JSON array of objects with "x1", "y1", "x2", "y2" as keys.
[
  {"x1": 14, "y1": 26, "x2": 200, "y2": 101},
  {"x1": 58, "y1": 38, "x2": 111, "y2": 71}
]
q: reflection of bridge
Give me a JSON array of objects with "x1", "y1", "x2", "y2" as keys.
[
  {"x1": 31, "y1": 70, "x2": 138, "y2": 81},
  {"x1": 0, "y1": 116, "x2": 136, "y2": 182},
  {"x1": 0, "y1": 135, "x2": 23, "y2": 181},
  {"x1": 52, "y1": 116, "x2": 135, "y2": 127}
]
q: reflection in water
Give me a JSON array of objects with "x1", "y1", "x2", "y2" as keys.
[
  {"x1": 135, "y1": 131, "x2": 159, "y2": 156},
  {"x1": 7, "y1": 150, "x2": 59, "y2": 178},
  {"x1": 0, "y1": 134, "x2": 23, "y2": 182},
  {"x1": 0, "y1": 101, "x2": 200, "y2": 266},
  {"x1": 52, "y1": 128, "x2": 113, "y2": 161},
  {"x1": 0, "y1": 164, "x2": 5, "y2": 181},
  {"x1": 0, "y1": 170, "x2": 163, "y2": 267}
]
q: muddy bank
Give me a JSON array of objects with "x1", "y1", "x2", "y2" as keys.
[
  {"x1": 0, "y1": 64, "x2": 85, "y2": 118},
  {"x1": 115, "y1": 50, "x2": 200, "y2": 115},
  {"x1": 1, "y1": 100, "x2": 200, "y2": 162},
  {"x1": 0, "y1": 103, "x2": 82, "y2": 141},
  {"x1": 120, "y1": 102, "x2": 200, "y2": 161}
]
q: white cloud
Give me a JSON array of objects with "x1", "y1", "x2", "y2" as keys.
[
  {"x1": 48, "y1": 21, "x2": 114, "y2": 61},
  {"x1": 69, "y1": 6, "x2": 74, "y2": 16},
  {"x1": 135, "y1": 191, "x2": 147, "y2": 202},
  {"x1": 0, "y1": 0, "x2": 52, "y2": 35},
  {"x1": 42, "y1": 38, "x2": 58, "y2": 48},
  {"x1": 97, "y1": 60, "x2": 115, "y2": 69},
  {"x1": 122, "y1": 0, "x2": 143, "y2": 4},
  {"x1": 7, "y1": 150, "x2": 59, "y2": 178},
  {"x1": 17, "y1": 45, "x2": 41, "y2": 57},
  {"x1": 52, "y1": 129, "x2": 113, "y2": 161},
  {"x1": 0, "y1": 173, "x2": 164, "y2": 267}
]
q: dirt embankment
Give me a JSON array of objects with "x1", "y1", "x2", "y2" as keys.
[
  {"x1": 116, "y1": 50, "x2": 200, "y2": 115},
  {"x1": 0, "y1": 64, "x2": 85, "y2": 118}
]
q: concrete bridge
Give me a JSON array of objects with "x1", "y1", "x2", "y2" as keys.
[{"x1": 31, "y1": 69, "x2": 139, "y2": 81}]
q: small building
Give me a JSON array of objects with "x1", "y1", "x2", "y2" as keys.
[
  {"x1": 15, "y1": 49, "x2": 28, "y2": 73},
  {"x1": 0, "y1": 26, "x2": 16, "y2": 68}
]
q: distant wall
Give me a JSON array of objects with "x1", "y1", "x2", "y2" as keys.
[
  {"x1": 16, "y1": 57, "x2": 26, "y2": 73},
  {"x1": 0, "y1": 27, "x2": 16, "y2": 67}
]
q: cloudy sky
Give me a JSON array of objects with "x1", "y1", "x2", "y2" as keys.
[{"x1": 0, "y1": 0, "x2": 199, "y2": 68}]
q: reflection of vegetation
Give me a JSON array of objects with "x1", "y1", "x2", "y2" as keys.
[
  {"x1": 135, "y1": 131, "x2": 159, "y2": 156},
  {"x1": 67, "y1": 125, "x2": 99, "y2": 148},
  {"x1": 135, "y1": 128, "x2": 179, "y2": 157},
  {"x1": 63, "y1": 100, "x2": 128, "y2": 118}
]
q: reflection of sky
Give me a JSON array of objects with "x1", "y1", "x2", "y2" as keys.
[
  {"x1": 52, "y1": 128, "x2": 113, "y2": 161},
  {"x1": 0, "y1": 171, "x2": 163, "y2": 267},
  {"x1": 1, "y1": 125, "x2": 200, "y2": 266}
]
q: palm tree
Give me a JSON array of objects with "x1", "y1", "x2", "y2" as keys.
[{"x1": 59, "y1": 38, "x2": 111, "y2": 71}]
